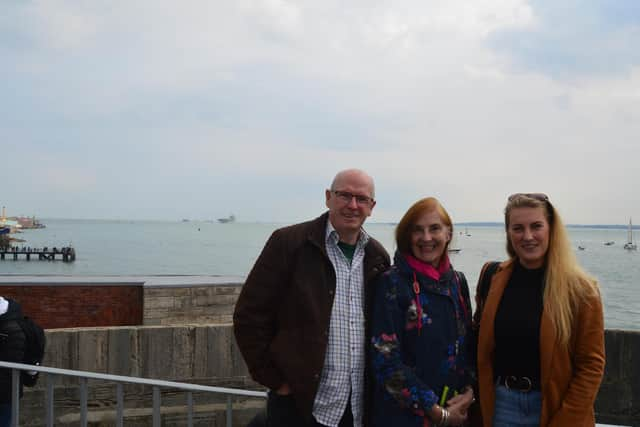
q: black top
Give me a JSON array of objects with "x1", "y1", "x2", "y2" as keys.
[{"x1": 494, "y1": 261, "x2": 545, "y2": 382}]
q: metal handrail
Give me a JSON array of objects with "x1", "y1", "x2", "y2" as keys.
[{"x1": 0, "y1": 361, "x2": 267, "y2": 426}]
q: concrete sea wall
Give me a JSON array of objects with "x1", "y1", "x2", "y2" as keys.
[{"x1": 597, "y1": 329, "x2": 640, "y2": 426}]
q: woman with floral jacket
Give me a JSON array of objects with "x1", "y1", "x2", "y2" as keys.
[{"x1": 370, "y1": 197, "x2": 475, "y2": 427}]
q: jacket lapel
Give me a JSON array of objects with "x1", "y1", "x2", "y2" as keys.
[
  {"x1": 478, "y1": 260, "x2": 513, "y2": 361},
  {"x1": 539, "y1": 303, "x2": 556, "y2": 390},
  {"x1": 477, "y1": 260, "x2": 513, "y2": 425}
]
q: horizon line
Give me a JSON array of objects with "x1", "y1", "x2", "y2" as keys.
[{"x1": 21, "y1": 217, "x2": 640, "y2": 230}]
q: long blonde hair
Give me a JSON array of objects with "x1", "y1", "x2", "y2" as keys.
[{"x1": 505, "y1": 194, "x2": 599, "y2": 347}]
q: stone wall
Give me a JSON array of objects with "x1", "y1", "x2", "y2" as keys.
[
  {"x1": 142, "y1": 282, "x2": 242, "y2": 326},
  {"x1": 596, "y1": 329, "x2": 640, "y2": 425}
]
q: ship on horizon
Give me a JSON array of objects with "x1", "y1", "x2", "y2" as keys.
[{"x1": 218, "y1": 214, "x2": 236, "y2": 224}]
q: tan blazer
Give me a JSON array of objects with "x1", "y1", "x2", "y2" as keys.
[{"x1": 477, "y1": 259, "x2": 605, "y2": 427}]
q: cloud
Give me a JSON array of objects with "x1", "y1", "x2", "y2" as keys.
[
  {"x1": 1, "y1": 1, "x2": 639, "y2": 223},
  {"x1": 488, "y1": 0, "x2": 640, "y2": 79}
]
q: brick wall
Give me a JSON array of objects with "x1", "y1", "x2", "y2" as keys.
[{"x1": 0, "y1": 285, "x2": 143, "y2": 329}]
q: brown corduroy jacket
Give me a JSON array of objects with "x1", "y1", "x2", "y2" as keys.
[
  {"x1": 477, "y1": 259, "x2": 605, "y2": 427},
  {"x1": 233, "y1": 212, "x2": 390, "y2": 423}
]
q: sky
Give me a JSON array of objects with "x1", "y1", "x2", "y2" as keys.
[{"x1": 1, "y1": 0, "x2": 639, "y2": 224}]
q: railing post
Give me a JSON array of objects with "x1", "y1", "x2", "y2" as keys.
[
  {"x1": 153, "y1": 386, "x2": 161, "y2": 427},
  {"x1": 80, "y1": 378, "x2": 88, "y2": 427},
  {"x1": 46, "y1": 374, "x2": 55, "y2": 427},
  {"x1": 226, "y1": 395, "x2": 232, "y2": 427},
  {"x1": 10, "y1": 369, "x2": 19, "y2": 427},
  {"x1": 116, "y1": 383, "x2": 124, "y2": 427},
  {"x1": 187, "y1": 392, "x2": 193, "y2": 427}
]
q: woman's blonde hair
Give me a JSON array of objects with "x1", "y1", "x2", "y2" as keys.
[{"x1": 505, "y1": 194, "x2": 599, "y2": 347}]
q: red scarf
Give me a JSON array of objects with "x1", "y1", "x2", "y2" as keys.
[{"x1": 405, "y1": 252, "x2": 451, "y2": 280}]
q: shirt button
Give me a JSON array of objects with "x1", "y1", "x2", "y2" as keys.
[
  {"x1": 314, "y1": 373, "x2": 320, "y2": 379},
  {"x1": 329, "y1": 290, "x2": 334, "y2": 295}
]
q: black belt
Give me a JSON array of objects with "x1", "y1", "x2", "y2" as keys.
[{"x1": 496, "y1": 375, "x2": 540, "y2": 392}]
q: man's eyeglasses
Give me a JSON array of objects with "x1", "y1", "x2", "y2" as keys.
[
  {"x1": 508, "y1": 193, "x2": 549, "y2": 202},
  {"x1": 332, "y1": 190, "x2": 374, "y2": 207}
]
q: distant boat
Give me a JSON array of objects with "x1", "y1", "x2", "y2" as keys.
[
  {"x1": 624, "y1": 218, "x2": 637, "y2": 250},
  {"x1": 578, "y1": 245, "x2": 585, "y2": 251},
  {"x1": 465, "y1": 227, "x2": 471, "y2": 237},
  {"x1": 0, "y1": 227, "x2": 9, "y2": 235},
  {"x1": 604, "y1": 241, "x2": 615, "y2": 246},
  {"x1": 218, "y1": 214, "x2": 236, "y2": 224},
  {"x1": 448, "y1": 248, "x2": 461, "y2": 254}
]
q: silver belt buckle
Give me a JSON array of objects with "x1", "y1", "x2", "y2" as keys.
[{"x1": 505, "y1": 375, "x2": 532, "y2": 392}]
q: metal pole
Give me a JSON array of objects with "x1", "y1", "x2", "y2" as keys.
[
  {"x1": 46, "y1": 374, "x2": 55, "y2": 427},
  {"x1": 116, "y1": 383, "x2": 124, "y2": 427},
  {"x1": 80, "y1": 378, "x2": 88, "y2": 427},
  {"x1": 10, "y1": 369, "x2": 19, "y2": 427},
  {"x1": 226, "y1": 395, "x2": 232, "y2": 427},
  {"x1": 187, "y1": 392, "x2": 193, "y2": 427},
  {"x1": 153, "y1": 386, "x2": 161, "y2": 427}
]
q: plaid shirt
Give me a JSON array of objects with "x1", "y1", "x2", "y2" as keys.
[{"x1": 312, "y1": 221, "x2": 369, "y2": 427}]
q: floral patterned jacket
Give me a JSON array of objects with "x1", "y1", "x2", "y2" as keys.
[{"x1": 369, "y1": 251, "x2": 474, "y2": 427}]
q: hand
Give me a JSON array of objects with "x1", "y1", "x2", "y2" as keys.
[
  {"x1": 275, "y1": 383, "x2": 291, "y2": 395},
  {"x1": 446, "y1": 387, "x2": 474, "y2": 413},
  {"x1": 430, "y1": 403, "x2": 467, "y2": 427},
  {"x1": 444, "y1": 389, "x2": 474, "y2": 426},
  {"x1": 444, "y1": 404, "x2": 468, "y2": 427}
]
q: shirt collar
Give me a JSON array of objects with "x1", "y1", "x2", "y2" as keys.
[{"x1": 325, "y1": 220, "x2": 370, "y2": 248}]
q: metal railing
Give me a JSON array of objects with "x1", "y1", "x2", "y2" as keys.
[{"x1": 0, "y1": 361, "x2": 267, "y2": 426}]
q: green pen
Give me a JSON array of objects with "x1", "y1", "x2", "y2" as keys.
[{"x1": 439, "y1": 385, "x2": 450, "y2": 406}]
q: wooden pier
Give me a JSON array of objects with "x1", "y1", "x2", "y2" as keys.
[{"x1": 0, "y1": 246, "x2": 76, "y2": 262}]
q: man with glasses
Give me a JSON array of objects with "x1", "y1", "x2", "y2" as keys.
[{"x1": 234, "y1": 169, "x2": 390, "y2": 427}]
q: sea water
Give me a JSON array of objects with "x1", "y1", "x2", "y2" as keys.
[{"x1": 1, "y1": 219, "x2": 638, "y2": 330}]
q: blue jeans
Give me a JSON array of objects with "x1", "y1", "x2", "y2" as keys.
[
  {"x1": 0, "y1": 403, "x2": 11, "y2": 427},
  {"x1": 492, "y1": 385, "x2": 541, "y2": 427}
]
